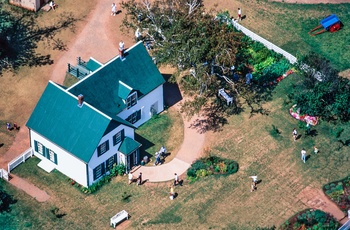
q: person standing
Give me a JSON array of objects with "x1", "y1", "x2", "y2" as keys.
[
  {"x1": 245, "y1": 71, "x2": 252, "y2": 85},
  {"x1": 306, "y1": 122, "x2": 311, "y2": 135},
  {"x1": 170, "y1": 186, "x2": 175, "y2": 200},
  {"x1": 301, "y1": 148, "x2": 306, "y2": 163},
  {"x1": 238, "y1": 8, "x2": 242, "y2": 21},
  {"x1": 128, "y1": 172, "x2": 133, "y2": 184},
  {"x1": 111, "y1": 3, "x2": 117, "y2": 16},
  {"x1": 174, "y1": 173, "x2": 179, "y2": 186},
  {"x1": 6, "y1": 122, "x2": 11, "y2": 131},
  {"x1": 314, "y1": 146, "x2": 319, "y2": 154},
  {"x1": 119, "y1": 41, "x2": 125, "y2": 58},
  {"x1": 292, "y1": 128, "x2": 298, "y2": 142}
]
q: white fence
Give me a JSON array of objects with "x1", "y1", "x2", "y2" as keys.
[
  {"x1": 0, "y1": 168, "x2": 9, "y2": 181},
  {"x1": 231, "y1": 20, "x2": 297, "y2": 64},
  {"x1": 8, "y1": 148, "x2": 33, "y2": 172}
]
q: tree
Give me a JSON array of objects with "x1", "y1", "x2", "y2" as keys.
[
  {"x1": 0, "y1": 3, "x2": 77, "y2": 75},
  {"x1": 121, "y1": 0, "x2": 267, "y2": 131},
  {"x1": 290, "y1": 53, "x2": 350, "y2": 121},
  {"x1": 0, "y1": 186, "x2": 16, "y2": 213}
]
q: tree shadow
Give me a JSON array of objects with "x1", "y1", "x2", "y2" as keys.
[{"x1": 0, "y1": 9, "x2": 79, "y2": 75}]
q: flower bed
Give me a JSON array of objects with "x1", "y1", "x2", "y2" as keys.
[
  {"x1": 323, "y1": 176, "x2": 350, "y2": 213},
  {"x1": 280, "y1": 209, "x2": 340, "y2": 230},
  {"x1": 187, "y1": 156, "x2": 238, "y2": 182},
  {"x1": 289, "y1": 104, "x2": 318, "y2": 126}
]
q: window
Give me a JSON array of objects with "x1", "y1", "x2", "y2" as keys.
[
  {"x1": 126, "y1": 92, "x2": 137, "y2": 108},
  {"x1": 93, "y1": 163, "x2": 105, "y2": 181},
  {"x1": 48, "y1": 149, "x2": 58, "y2": 164},
  {"x1": 37, "y1": 142, "x2": 44, "y2": 155},
  {"x1": 97, "y1": 140, "x2": 109, "y2": 157},
  {"x1": 105, "y1": 155, "x2": 117, "y2": 172},
  {"x1": 126, "y1": 110, "x2": 141, "y2": 124},
  {"x1": 113, "y1": 129, "x2": 124, "y2": 146}
]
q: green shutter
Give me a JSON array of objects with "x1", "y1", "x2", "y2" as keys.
[
  {"x1": 101, "y1": 163, "x2": 105, "y2": 175},
  {"x1": 136, "y1": 110, "x2": 141, "y2": 121},
  {"x1": 97, "y1": 145, "x2": 101, "y2": 157},
  {"x1": 54, "y1": 153, "x2": 58, "y2": 164},
  {"x1": 93, "y1": 167, "x2": 97, "y2": 181},
  {"x1": 34, "y1": 140, "x2": 38, "y2": 152},
  {"x1": 106, "y1": 141, "x2": 109, "y2": 152},
  {"x1": 121, "y1": 129, "x2": 125, "y2": 141},
  {"x1": 44, "y1": 146, "x2": 49, "y2": 158},
  {"x1": 114, "y1": 154, "x2": 118, "y2": 164},
  {"x1": 105, "y1": 159, "x2": 110, "y2": 171}
]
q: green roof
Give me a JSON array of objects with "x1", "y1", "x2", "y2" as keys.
[
  {"x1": 26, "y1": 82, "x2": 114, "y2": 163},
  {"x1": 67, "y1": 41, "x2": 165, "y2": 116},
  {"x1": 119, "y1": 137, "x2": 142, "y2": 155},
  {"x1": 118, "y1": 81, "x2": 133, "y2": 100},
  {"x1": 86, "y1": 58, "x2": 102, "y2": 72}
]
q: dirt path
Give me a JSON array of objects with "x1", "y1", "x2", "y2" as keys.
[{"x1": 270, "y1": 0, "x2": 350, "y2": 3}]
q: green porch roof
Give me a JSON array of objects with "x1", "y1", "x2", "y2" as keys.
[
  {"x1": 119, "y1": 137, "x2": 142, "y2": 155},
  {"x1": 26, "y1": 82, "x2": 115, "y2": 163},
  {"x1": 67, "y1": 41, "x2": 165, "y2": 116},
  {"x1": 86, "y1": 58, "x2": 102, "y2": 72},
  {"x1": 118, "y1": 81, "x2": 133, "y2": 100}
]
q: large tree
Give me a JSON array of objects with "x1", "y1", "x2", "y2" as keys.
[
  {"x1": 121, "y1": 0, "x2": 267, "y2": 131},
  {"x1": 0, "y1": 3, "x2": 77, "y2": 75}
]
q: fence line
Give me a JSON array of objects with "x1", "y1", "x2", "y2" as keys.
[
  {"x1": 8, "y1": 147, "x2": 33, "y2": 173},
  {"x1": 231, "y1": 20, "x2": 297, "y2": 64}
]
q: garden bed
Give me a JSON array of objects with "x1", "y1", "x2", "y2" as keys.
[
  {"x1": 187, "y1": 155, "x2": 238, "y2": 182},
  {"x1": 323, "y1": 176, "x2": 350, "y2": 213},
  {"x1": 280, "y1": 209, "x2": 340, "y2": 230}
]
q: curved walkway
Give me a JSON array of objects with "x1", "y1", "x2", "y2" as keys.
[{"x1": 131, "y1": 105, "x2": 205, "y2": 182}]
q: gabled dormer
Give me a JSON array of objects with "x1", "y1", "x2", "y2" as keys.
[{"x1": 118, "y1": 80, "x2": 137, "y2": 109}]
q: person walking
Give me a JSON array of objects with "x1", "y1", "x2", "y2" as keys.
[
  {"x1": 250, "y1": 182, "x2": 256, "y2": 192},
  {"x1": 238, "y1": 8, "x2": 242, "y2": 21},
  {"x1": 137, "y1": 172, "x2": 142, "y2": 186},
  {"x1": 314, "y1": 146, "x2": 318, "y2": 154},
  {"x1": 111, "y1": 3, "x2": 117, "y2": 16},
  {"x1": 301, "y1": 148, "x2": 306, "y2": 163},
  {"x1": 292, "y1": 128, "x2": 298, "y2": 142},
  {"x1": 6, "y1": 122, "x2": 11, "y2": 131},
  {"x1": 174, "y1": 173, "x2": 179, "y2": 186},
  {"x1": 170, "y1": 186, "x2": 175, "y2": 200}
]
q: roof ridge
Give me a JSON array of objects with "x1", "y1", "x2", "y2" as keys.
[
  {"x1": 49, "y1": 80, "x2": 112, "y2": 121},
  {"x1": 66, "y1": 41, "x2": 144, "y2": 91}
]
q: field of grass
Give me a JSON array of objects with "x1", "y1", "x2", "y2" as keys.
[
  {"x1": 2, "y1": 73, "x2": 349, "y2": 229},
  {"x1": 204, "y1": 0, "x2": 350, "y2": 71},
  {"x1": 1, "y1": 0, "x2": 350, "y2": 229}
]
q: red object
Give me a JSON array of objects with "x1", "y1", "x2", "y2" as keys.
[{"x1": 329, "y1": 22, "x2": 341, "y2": 32}]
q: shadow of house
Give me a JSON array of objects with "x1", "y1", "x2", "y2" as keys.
[
  {"x1": 162, "y1": 74, "x2": 182, "y2": 107},
  {"x1": 134, "y1": 133, "x2": 154, "y2": 160}
]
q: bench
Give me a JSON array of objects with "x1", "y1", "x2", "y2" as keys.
[
  {"x1": 218, "y1": 88, "x2": 233, "y2": 106},
  {"x1": 110, "y1": 210, "x2": 128, "y2": 228}
]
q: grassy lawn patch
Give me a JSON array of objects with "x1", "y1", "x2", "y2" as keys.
[{"x1": 135, "y1": 108, "x2": 183, "y2": 164}]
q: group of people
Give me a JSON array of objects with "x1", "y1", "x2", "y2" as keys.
[
  {"x1": 154, "y1": 146, "x2": 166, "y2": 166},
  {"x1": 6, "y1": 122, "x2": 19, "y2": 131},
  {"x1": 293, "y1": 128, "x2": 319, "y2": 163},
  {"x1": 128, "y1": 172, "x2": 142, "y2": 186}
]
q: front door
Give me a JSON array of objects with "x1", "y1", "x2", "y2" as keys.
[{"x1": 126, "y1": 150, "x2": 139, "y2": 171}]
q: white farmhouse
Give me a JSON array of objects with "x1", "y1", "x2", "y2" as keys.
[{"x1": 26, "y1": 42, "x2": 165, "y2": 187}]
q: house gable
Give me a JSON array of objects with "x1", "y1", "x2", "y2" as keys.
[
  {"x1": 26, "y1": 81, "x2": 126, "y2": 163},
  {"x1": 67, "y1": 41, "x2": 165, "y2": 117}
]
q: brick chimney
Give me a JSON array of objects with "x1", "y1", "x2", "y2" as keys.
[{"x1": 78, "y1": 94, "x2": 84, "y2": 107}]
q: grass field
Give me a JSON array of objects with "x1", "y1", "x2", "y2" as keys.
[
  {"x1": 1, "y1": 0, "x2": 350, "y2": 229},
  {"x1": 3, "y1": 73, "x2": 349, "y2": 229},
  {"x1": 203, "y1": 0, "x2": 350, "y2": 71}
]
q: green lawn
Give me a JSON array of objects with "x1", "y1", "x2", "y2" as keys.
[
  {"x1": 2, "y1": 73, "x2": 349, "y2": 229},
  {"x1": 224, "y1": 1, "x2": 350, "y2": 71}
]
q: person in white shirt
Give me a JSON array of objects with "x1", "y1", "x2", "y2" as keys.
[
  {"x1": 50, "y1": 1, "x2": 57, "y2": 11},
  {"x1": 119, "y1": 41, "x2": 125, "y2": 58},
  {"x1": 301, "y1": 148, "x2": 306, "y2": 163},
  {"x1": 111, "y1": 3, "x2": 117, "y2": 16},
  {"x1": 238, "y1": 8, "x2": 242, "y2": 21}
]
